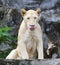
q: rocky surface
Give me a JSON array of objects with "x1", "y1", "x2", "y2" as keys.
[
  {"x1": 0, "y1": 0, "x2": 60, "y2": 59},
  {"x1": 0, "y1": 59, "x2": 60, "y2": 65}
]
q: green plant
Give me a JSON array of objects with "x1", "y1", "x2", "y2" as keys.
[
  {"x1": 0, "y1": 27, "x2": 14, "y2": 43},
  {"x1": 0, "y1": 27, "x2": 17, "y2": 58}
]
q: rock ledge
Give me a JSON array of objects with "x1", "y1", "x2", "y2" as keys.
[{"x1": 0, "y1": 59, "x2": 60, "y2": 65}]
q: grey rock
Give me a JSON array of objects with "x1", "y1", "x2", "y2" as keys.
[
  {"x1": 40, "y1": 0, "x2": 58, "y2": 10},
  {"x1": 41, "y1": 8, "x2": 60, "y2": 24},
  {"x1": 0, "y1": 43, "x2": 12, "y2": 51},
  {"x1": 0, "y1": 59, "x2": 60, "y2": 65},
  {"x1": 0, "y1": 0, "x2": 60, "y2": 59}
]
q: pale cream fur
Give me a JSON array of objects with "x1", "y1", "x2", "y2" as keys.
[{"x1": 6, "y1": 8, "x2": 44, "y2": 59}]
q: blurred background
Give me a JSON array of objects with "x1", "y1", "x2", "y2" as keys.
[{"x1": 0, "y1": 0, "x2": 60, "y2": 59}]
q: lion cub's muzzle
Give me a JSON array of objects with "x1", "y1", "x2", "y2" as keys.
[{"x1": 29, "y1": 25, "x2": 35, "y2": 31}]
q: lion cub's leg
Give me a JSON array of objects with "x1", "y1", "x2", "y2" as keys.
[
  {"x1": 17, "y1": 40, "x2": 29, "y2": 59},
  {"x1": 36, "y1": 31, "x2": 44, "y2": 59},
  {"x1": 6, "y1": 49, "x2": 18, "y2": 59},
  {"x1": 37, "y1": 39, "x2": 44, "y2": 59},
  {"x1": 17, "y1": 30, "x2": 31, "y2": 59}
]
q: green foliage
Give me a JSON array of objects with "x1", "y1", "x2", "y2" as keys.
[
  {"x1": 0, "y1": 27, "x2": 14, "y2": 43},
  {"x1": 0, "y1": 49, "x2": 12, "y2": 58},
  {"x1": 0, "y1": 27, "x2": 17, "y2": 58}
]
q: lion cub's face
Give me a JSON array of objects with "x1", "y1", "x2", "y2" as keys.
[{"x1": 21, "y1": 8, "x2": 41, "y2": 31}]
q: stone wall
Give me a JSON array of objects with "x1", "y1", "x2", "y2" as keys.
[
  {"x1": 0, "y1": 59, "x2": 60, "y2": 65},
  {"x1": 0, "y1": 0, "x2": 60, "y2": 59}
]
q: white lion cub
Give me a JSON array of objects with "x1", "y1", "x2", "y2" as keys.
[{"x1": 6, "y1": 8, "x2": 44, "y2": 59}]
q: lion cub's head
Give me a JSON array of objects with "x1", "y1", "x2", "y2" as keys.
[{"x1": 21, "y1": 8, "x2": 41, "y2": 31}]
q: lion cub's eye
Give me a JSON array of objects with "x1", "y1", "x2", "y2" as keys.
[
  {"x1": 34, "y1": 17, "x2": 37, "y2": 19},
  {"x1": 27, "y1": 17, "x2": 30, "y2": 19}
]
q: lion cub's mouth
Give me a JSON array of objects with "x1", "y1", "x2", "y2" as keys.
[
  {"x1": 29, "y1": 25, "x2": 35, "y2": 31},
  {"x1": 30, "y1": 27, "x2": 35, "y2": 30}
]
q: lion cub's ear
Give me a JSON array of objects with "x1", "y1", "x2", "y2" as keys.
[
  {"x1": 36, "y1": 8, "x2": 41, "y2": 15},
  {"x1": 21, "y1": 9, "x2": 26, "y2": 16}
]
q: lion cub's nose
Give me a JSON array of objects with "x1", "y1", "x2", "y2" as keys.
[
  {"x1": 30, "y1": 25, "x2": 35, "y2": 27},
  {"x1": 30, "y1": 25, "x2": 35, "y2": 30}
]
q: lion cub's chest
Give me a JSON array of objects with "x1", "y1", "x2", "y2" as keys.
[
  {"x1": 24, "y1": 31, "x2": 37, "y2": 58},
  {"x1": 26, "y1": 36, "x2": 37, "y2": 50}
]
